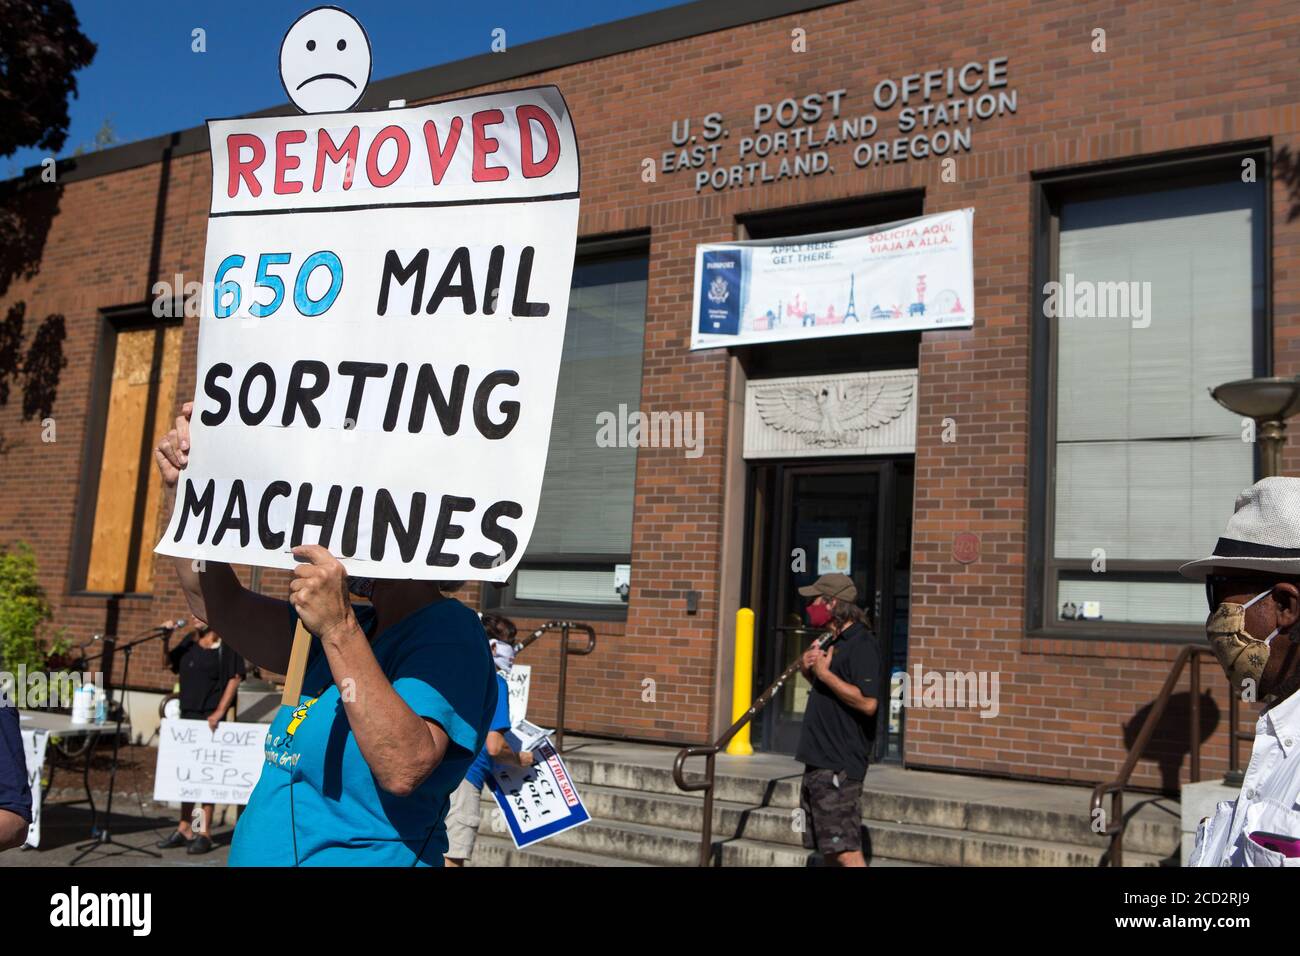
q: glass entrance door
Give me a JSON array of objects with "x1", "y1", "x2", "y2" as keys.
[{"x1": 745, "y1": 459, "x2": 910, "y2": 760}]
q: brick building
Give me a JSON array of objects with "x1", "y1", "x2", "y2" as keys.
[{"x1": 2, "y1": 0, "x2": 1298, "y2": 793}]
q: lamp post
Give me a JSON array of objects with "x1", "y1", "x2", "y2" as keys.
[
  {"x1": 1210, "y1": 377, "x2": 1300, "y2": 478},
  {"x1": 1209, "y1": 377, "x2": 1300, "y2": 786}
]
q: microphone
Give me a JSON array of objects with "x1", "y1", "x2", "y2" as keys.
[{"x1": 160, "y1": 617, "x2": 188, "y2": 652}]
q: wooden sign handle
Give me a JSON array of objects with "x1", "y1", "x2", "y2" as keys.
[{"x1": 280, "y1": 619, "x2": 313, "y2": 707}]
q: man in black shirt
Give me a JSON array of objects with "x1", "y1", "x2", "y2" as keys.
[
  {"x1": 158, "y1": 617, "x2": 246, "y2": 854},
  {"x1": 795, "y1": 573, "x2": 881, "y2": 867},
  {"x1": 0, "y1": 689, "x2": 31, "y2": 851}
]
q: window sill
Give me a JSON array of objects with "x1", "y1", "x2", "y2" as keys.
[
  {"x1": 65, "y1": 590, "x2": 156, "y2": 602},
  {"x1": 1023, "y1": 623, "x2": 1202, "y2": 658}
]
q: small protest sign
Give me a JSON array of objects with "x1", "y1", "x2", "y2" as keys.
[
  {"x1": 504, "y1": 662, "x2": 531, "y2": 725},
  {"x1": 506, "y1": 717, "x2": 552, "y2": 754},
  {"x1": 487, "y1": 739, "x2": 589, "y2": 848},
  {"x1": 153, "y1": 718, "x2": 266, "y2": 806},
  {"x1": 19, "y1": 728, "x2": 47, "y2": 848}
]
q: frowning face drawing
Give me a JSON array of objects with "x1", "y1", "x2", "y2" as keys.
[{"x1": 279, "y1": 6, "x2": 372, "y2": 114}]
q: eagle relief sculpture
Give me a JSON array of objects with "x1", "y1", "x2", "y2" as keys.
[{"x1": 754, "y1": 377, "x2": 914, "y2": 447}]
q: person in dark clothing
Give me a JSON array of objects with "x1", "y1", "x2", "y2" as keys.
[
  {"x1": 0, "y1": 689, "x2": 32, "y2": 851},
  {"x1": 795, "y1": 573, "x2": 881, "y2": 867},
  {"x1": 158, "y1": 616, "x2": 246, "y2": 854}
]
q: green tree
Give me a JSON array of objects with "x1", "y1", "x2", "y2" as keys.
[
  {"x1": 72, "y1": 117, "x2": 117, "y2": 157},
  {"x1": 0, "y1": 541, "x2": 53, "y2": 677},
  {"x1": 0, "y1": 0, "x2": 97, "y2": 158}
]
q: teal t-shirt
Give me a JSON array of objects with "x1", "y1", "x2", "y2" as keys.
[{"x1": 228, "y1": 598, "x2": 496, "y2": 866}]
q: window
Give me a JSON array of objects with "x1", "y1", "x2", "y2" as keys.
[
  {"x1": 72, "y1": 311, "x2": 184, "y2": 594},
  {"x1": 1032, "y1": 152, "x2": 1267, "y2": 631},
  {"x1": 495, "y1": 239, "x2": 648, "y2": 613}
]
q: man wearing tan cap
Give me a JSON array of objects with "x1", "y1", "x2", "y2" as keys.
[
  {"x1": 1179, "y1": 477, "x2": 1300, "y2": 865},
  {"x1": 794, "y1": 572, "x2": 881, "y2": 867}
]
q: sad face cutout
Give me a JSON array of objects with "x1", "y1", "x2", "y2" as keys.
[{"x1": 279, "y1": 6, "x2": 372, "y2": 114}]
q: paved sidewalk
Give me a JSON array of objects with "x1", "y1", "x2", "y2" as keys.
[{"x1": 1, "y1": 793, "x2": 234, "y2": 867}]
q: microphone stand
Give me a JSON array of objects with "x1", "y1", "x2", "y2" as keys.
[{"x1": 70, "y1": 621, "x2": 180, "y2": 865}]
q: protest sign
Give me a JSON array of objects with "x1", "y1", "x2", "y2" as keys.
[
  {"x1": 506, "y1": 718, "x2": 552, "y2": 754},
  {"x1": 155, "y1": 82, "x2": 581, "y2": 582},
  {"x1": 504, "y1": 662, "x2": 531, "y2": 725},
  {"x1": 691, "y1": 208, "x2": 974, "y2": 349},
  {"x1": 19, "y1": 728, "x2": 46, "y2": 848},
  {"x1": 153, "y1": 718, "x2": 266, "y2": 806},
  {"x1": 487, "y1": 738, "x2": 589, "y2": 848}
]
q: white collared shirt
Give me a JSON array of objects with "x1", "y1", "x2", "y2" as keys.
[{"x1": 1189, "y1": 689, "x2": 1300, "y2": 866}]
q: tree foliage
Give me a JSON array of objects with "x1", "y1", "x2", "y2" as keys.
[
  {"x1": 0, "y1": 0, "x2": 96, "y2": 158},
  {"x1": 0, "y1": 541, "x2": 52, "y2": 675}
]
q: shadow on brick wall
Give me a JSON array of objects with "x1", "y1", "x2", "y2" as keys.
[
  {"x1": 1122, "y1": 691, "x2": 1221, "y2": 795},
  {"x1": 0, "y1": 177, "x2": 68, "y2": 454},
  {"x1": 1277, "y1": 145, "x2": 1300, "y2": 224}
]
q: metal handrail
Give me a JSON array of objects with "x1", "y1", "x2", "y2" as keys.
[
  {"x1": 1090, "y1": 644, "x2": 1250, "y2": 866},
  {"x1": 673, "y1": 625, "x2": 830, "y2": 867},
  {"x1": 513, "y1": 621, "x2": 596, "y2": 753}
]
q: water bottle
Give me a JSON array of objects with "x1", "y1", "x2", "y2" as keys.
[{"x1": 71, "y1": 685, "x2": 92, "y2": 725}]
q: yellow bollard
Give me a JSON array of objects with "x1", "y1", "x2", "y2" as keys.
[{"x1": 726, "y1": 608, "x2": 755, "y2": 756}]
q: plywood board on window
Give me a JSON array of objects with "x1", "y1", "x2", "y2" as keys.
[{"x1": 85, "y1": 323, "x2": 183, "y2": 593}]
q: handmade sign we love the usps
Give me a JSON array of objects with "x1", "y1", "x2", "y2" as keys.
[
  {"x1": 156, "y1": 10, "x2": 580, "y2": 582},
  {"x1": 153, "y1": 718, "x2": 266, "y2": 806}
]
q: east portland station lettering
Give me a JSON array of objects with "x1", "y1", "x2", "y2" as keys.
[{"x1": 662, "y1": 57, "x2": 1017, "y2": 192}]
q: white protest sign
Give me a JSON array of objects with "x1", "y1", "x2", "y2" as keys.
[
  {"x1": 487, "y1": 739, "x2": 589, "y2": 848},
  {"x1": 155, "y1": 77, "x2": 581, "y2": 581},
  {"x1": 505, "y1": 663, "x2": 531, "y2": 726},
  {"x1": 153, "y1": 718, "x2": 266, "y2": 805},
  {"x1": 20, "y1": 728, "x2": 46, "y2": 849}
]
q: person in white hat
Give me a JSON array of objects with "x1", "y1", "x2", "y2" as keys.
[{"x1": 1180, "y1": 477, "x2": 1300, "y2": 865}]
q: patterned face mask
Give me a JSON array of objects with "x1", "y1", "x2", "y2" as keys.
[{"x1": 1207, "y1": 588, "x2": 1279, "y2": 696}]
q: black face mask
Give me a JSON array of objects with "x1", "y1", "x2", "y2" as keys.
[{"x1": 347, "y1": 576, "x2": 376, "y2": 600}]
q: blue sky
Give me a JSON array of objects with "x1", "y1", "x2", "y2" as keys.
[{"x1": 6, "y1": 0, "x2": 691, "y2": 176}]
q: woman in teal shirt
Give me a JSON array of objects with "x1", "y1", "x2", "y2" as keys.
[{"x1": 155, "y1": 404, "x2": 496, "y2": 866}]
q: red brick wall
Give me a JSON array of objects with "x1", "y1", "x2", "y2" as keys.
[{"x1": 3, "y1": 0, "x2": 1300, "y2": 788}]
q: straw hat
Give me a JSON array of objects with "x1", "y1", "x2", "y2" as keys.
[{"x1": 1179, "y1": 477, "x2": 1300, "y2": 580}]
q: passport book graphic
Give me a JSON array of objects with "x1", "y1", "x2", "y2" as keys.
[{"x1": 698, "y1": 249, "x2": 743, "y2": 335}]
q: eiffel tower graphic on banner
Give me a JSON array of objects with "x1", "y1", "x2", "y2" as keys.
[{"x1": 844, "y1": 273, "x2": 859, "y2": 322}]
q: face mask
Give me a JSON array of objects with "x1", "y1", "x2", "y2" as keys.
[
  {"x1": 347, "y1": 576, "x2": 376, "y2": 600},
  {"x1": 806, "y1": 601, "x2": 833, "y2": 628},
  {"x1": 1207, "y1": 587, "x2": 1279, "y2": 696}
]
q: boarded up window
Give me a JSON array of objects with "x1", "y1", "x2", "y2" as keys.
[{"x1": 83, "y1": 322, "x2": 183, "y2": 593}]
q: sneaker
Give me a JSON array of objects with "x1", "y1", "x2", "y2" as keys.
[
  {"x1": 157, "y1": 830, "x2": 191, "y2": 849},
  {"x1": 187, "y1": 834, "x2": 214, "y2": 855}
]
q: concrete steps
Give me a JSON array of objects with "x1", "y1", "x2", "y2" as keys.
[
  {"x1": 466, "y1": 738, "x2": 1181, "y2": 868},
  {"x1": 469, "y1": 834, "x2": 653, "y2": 868}
]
